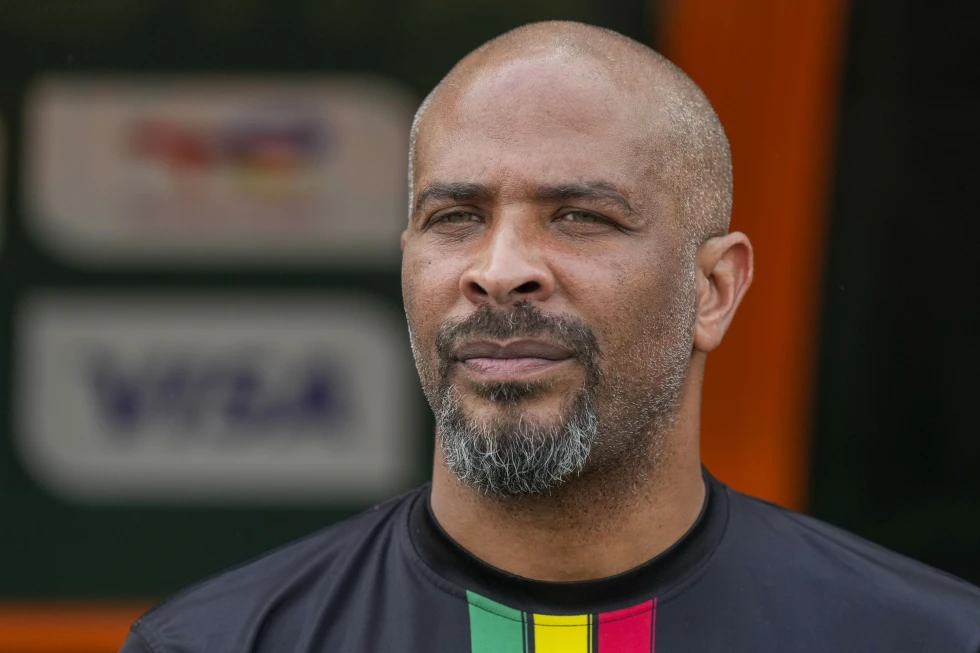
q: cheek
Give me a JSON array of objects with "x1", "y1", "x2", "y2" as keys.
[
  {"x1": 574, "y1": 260, "x2": 686, "y2": 365},
  {"x1": 401, "y1": 244, "x2": 464, "y2": 338},
  {"x1": 566, "y1": 253, "x2": 658, "y2": 323}
]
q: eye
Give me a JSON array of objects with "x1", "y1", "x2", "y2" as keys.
[
  {"x1": 430, "y1": 210, "x2": 483, "y2": 225},
  {"x1": 557, "y1": 210, "x2": 610, "y2": 225}
]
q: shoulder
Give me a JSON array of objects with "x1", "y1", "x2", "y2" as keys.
[
  {"x1": 125, "y1": 487, "x2": 423, "y2": 653},
  {"x1": 724, "y1": 487, "x2": 980, "y2": 637}
]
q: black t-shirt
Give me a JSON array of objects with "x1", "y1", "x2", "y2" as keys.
[{"x1": 120, "y1": 471, "x2": 980, "y2": 652}]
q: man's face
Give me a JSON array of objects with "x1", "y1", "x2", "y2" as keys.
[{"x1": 402, "y1": 57, "x2": 698, "y2": 496}]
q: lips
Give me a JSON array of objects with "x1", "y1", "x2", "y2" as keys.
[
  {"x1": 453, "y1": 339, "x2": 573, "y2": 362},
  {"x1": 453, "y1": 339, "x2": 573, "y2": 379}
]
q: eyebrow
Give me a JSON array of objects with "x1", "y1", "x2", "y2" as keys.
[
  {"x1": 414, "y1": 180, "x2": 634, "y2": 216},
  {"x1": 533, "y1": 181, "x2": 634, "y2": 215},
  {"x1": 414, "y1": 182, "x2": 492, "y2": 214}
]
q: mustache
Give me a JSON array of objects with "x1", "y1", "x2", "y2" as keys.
[{"x1": 434, "y1": 302, "x2": 600, "y2": 378}]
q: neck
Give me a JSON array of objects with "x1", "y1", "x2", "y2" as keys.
[{"x1": 429, "y1": 392, "x2": 705, "y2": 582}]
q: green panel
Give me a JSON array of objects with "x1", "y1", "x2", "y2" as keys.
[{"x1": 467, "y1": 590, "x2": 527, "y2": 653}]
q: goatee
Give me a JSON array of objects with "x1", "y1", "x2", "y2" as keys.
[{"x1": 432, "y1": 303, "x2": 603, "y2": 497}]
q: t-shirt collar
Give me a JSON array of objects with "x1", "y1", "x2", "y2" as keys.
[{"x1": 407, "y1": 467, "x2": 730, "y2": 614}]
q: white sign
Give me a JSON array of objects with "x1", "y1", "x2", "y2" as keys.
[
  {"x1": 23, "y1": 76, "x2": 415, "y2": 267},
  {"x1": 15, "y1": 292, "x2": 419, "y2": 503}
]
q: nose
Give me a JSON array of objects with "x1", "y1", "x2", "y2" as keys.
[{"x1": 460, "y1": 220, "x2": 555, "y2": 307}]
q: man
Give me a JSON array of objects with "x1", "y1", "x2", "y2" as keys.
[{"x1": 120, "y1": 21, "x2": 980, "y2": 653}]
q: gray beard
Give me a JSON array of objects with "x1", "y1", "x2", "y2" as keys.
[
  {"x1": 436, "y1": 383, "x2": 600, "y2": 497},
  {"x1": 419, "y1": 280, "x2": 697, "y2": 501}
]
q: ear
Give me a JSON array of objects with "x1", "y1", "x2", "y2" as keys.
[
  {"x1": 693, "y1": 232, "x2": 754, "y2": 353},
  {"x1": 400, "y1": 228, "x2": 408, "y2": 252}
]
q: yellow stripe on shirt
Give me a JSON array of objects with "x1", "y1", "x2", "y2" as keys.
[{"x1": 533, "y1": 613, "x2": 592, "y2": 653}]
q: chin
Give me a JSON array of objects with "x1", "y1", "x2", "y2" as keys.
[
  {"x1": 466, "y1": 384, "x2": 569, "y2": 414},
  {"x1": 470, "y1": 404, "x2": 565, "y2": 431},
  {"x1": 437, "y1": 384, "x2": 600, "y2": 498}
]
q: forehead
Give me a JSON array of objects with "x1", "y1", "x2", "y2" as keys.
[{"x1": 416, "y1": 57, "x2": 663, "y2": 194}]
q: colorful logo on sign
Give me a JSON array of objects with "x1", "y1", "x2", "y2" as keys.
[
  {"x1": 124, "y1": 107, "x2": 328, "y2": 230},
  {"x1": 24, "y1": 77, "x2": 414, "y2": 266}
]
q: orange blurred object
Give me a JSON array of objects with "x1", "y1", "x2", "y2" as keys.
[
  {"x1": 660, "y1": 0, "x2": 849, "y2": 510},
  {"x1": 0, "y1": 603, "x2": 149, "y2": 653}
]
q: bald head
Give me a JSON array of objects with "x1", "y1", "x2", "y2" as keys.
[{"x1": 408, "y1": 21, "x2": 732, "y2": 251}]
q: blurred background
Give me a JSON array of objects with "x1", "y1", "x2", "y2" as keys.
[{"x1": 0, "y1": 0, "x2": 977, "y2": 650}]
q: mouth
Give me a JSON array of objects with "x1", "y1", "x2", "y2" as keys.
[{"x1": 453, "y1": 339, "x2": 574, "y2": 381}]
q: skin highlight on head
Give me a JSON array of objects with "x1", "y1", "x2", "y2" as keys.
[{"x1": 400, "y1": 21, "x2": 753, "y2": 581}]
